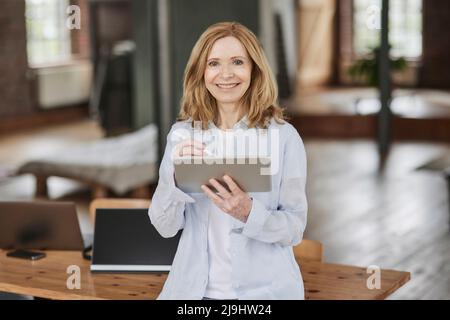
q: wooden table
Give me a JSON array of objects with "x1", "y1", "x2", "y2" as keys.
[{"x1": 0, "y1": 250, "x2": 410, "y2": 300}]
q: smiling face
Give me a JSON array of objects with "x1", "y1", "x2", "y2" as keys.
[{"x1": 204, "y1": 36, "x2": 253, "y2": 111}]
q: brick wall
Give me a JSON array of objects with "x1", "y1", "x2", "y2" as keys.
[
  {"x1": 0, "y1": 0, "x2": 35, "y2": 118},
  {"x1": 70, "y1": 0, "x2": 91, "y2": 58},
  {"x1": 0, "y1": 0, "x2": 92, "y2": 122},
  {"x1": 420, "y1": 0, "x2": 450, "y2": 89}
]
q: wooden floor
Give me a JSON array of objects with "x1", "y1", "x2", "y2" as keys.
[
  {"x1": 303, "y1": 139, "x2": 450, "y2": 299},
  {"x1": 0, "y1": 119, "x2": 449, "y2": 299}
]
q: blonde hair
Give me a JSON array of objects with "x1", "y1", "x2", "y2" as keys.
[{"x1": 177, "y1": 21, "x2": 286, "y2": 129}]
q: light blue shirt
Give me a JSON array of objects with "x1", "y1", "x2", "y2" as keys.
[{"x1": 148, "y1": 117, "x2": 308, "y2": 300}]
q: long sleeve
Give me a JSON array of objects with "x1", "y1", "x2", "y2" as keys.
[
  {"x1": 241, "y1": 128, "x2": 308, "y2": 246},
  {"x1": 148, "y1": 127, "x2": 195, "y2": 238}
]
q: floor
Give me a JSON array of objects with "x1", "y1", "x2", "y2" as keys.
[
  {"x1": 303, "y1": 139, "x2": 450, "y2": 299},
  {"x1": 0, "y1": 119, "x2": 449, "y2": 299}
]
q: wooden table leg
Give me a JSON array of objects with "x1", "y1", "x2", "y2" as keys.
[
  {"x1": 35, "y1": 175, "x2": 48, "y2": 198},
  {"x1": 131, "y1": 185, "x2": 150, "y2": 199},
  {"x1": 92, "y1": 185, "x2": 108, "y2": 199}
]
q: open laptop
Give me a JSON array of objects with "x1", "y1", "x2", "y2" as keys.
[
  {"x1": 0, "y1": 201, "x2": 85, "y2": 250},
  {"x1": 90, "y1": 208, "x2": 181, "y2": 272}
]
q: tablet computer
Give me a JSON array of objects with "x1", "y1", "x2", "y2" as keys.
[{"x1": 174, "y1": 157, "x2": 271, "y2": 193}]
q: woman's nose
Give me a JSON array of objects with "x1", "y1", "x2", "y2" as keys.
[{"x1": 220, "y1": 65, "x2": 234, "y2": 78}]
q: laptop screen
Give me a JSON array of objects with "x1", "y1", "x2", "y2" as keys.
[{"x1": 91, "y1": 208, "x2": 181, "y2": 272}]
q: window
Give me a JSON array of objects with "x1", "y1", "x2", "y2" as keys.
[
  {"x1": 25, "y1": 0, "x2": 71, "y2": 66},
  {"x1": 353, "y1": 0, "x2": 422, "y2": 59}
]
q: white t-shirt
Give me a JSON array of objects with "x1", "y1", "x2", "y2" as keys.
[
  {"x1": 204, "y1": 129, "x2": 238, "y2": 299},
  {"x1": 204, "y1": 204, "x2": 237, "y2": 299},
  {"x1": 203, "y1": 124, "x2": 268, "y2": 299}
]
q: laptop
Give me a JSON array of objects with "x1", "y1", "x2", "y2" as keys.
[
  {"x1": 90, "y1": 208, "x2": 181, "y2": 272},
  {"x1": 0, "y1": 201, "x2": 85, "y2": 250}
]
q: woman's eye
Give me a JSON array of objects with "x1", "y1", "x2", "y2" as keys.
[
  {"x1": 208, "y1": 61, "x2": 219, "y2": 67},
  {"x1": 233, "y1": 59, "x2": 244, "y2": 65}
]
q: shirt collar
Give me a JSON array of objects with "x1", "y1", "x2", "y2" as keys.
[{"x1": 208, "y1": 115, "x2": 249, "y2": 131}]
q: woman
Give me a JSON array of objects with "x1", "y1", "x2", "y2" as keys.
[{"x1": 148, "y1": 22, "x2": 307, "y2": 300}]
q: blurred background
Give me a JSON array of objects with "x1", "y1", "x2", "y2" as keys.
[{"x1": 0, "y1": 0, "x2": 449, "y2": 299}]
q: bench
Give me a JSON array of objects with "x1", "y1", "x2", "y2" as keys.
[{"x1": 16, "y1": 124, "x2": 158, "y2": 199}]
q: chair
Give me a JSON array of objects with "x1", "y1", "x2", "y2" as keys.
[
  {"x1": 293, "y1": 239, "x2": 324, "y2": 262},
  {"x1": 89, "y1": 198, "x2": 151, "y2": 220}
]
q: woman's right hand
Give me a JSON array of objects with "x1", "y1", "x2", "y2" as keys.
[
  {"x1": 175, "y1": 139, "x2": 206, "y2": 157},
  {"x1": 173, "y1": 139, "x2": 206, "y2": 186}
]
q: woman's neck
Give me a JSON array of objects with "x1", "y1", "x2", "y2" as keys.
[{"x1": 217, "y1": 103, "x2": 242, "y2": 130}]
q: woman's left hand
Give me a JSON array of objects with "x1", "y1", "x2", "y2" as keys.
[{"x1": 201, "y1": 175, "x2": 252, "y2": 223}]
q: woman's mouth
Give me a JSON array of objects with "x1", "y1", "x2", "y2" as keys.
[{"x1": 216, "y1": 83, "x2": 240, "y2": 89}]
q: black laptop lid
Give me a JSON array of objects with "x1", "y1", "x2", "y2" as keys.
[{"x1": 91, "y1": 208, "x2": 181, "y2": 271}]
